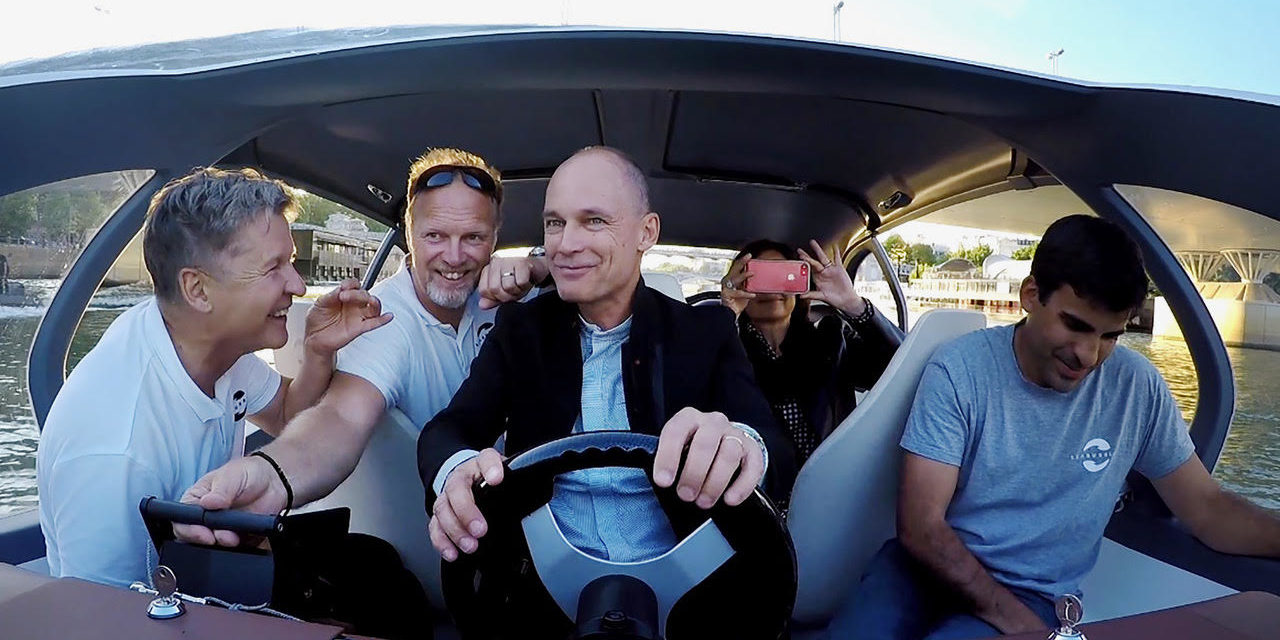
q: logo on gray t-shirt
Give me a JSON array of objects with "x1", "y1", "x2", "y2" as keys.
[{"x1": 1070, "y1": 438, "x2": 1114, "y2": 472}]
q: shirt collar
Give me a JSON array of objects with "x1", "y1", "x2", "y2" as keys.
[
  {"x1": 400, "y1": 265, "x2": 479, "y2": 334},
  {"x1": 579, "y1": 314, "x2": 633, "y2": 340},
  {"x1": 143, "y1": 298, "x2": 226, "y2": 422}
]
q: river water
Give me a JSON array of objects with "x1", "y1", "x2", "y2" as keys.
[{"x1": 1, "y1": 284, "x2": 1277, "y2": 516}]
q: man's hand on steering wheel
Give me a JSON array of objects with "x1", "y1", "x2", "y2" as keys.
[
  {"x1": 431, "y1": 447, "x2": 505, "y2": 562},
  {"x1": 653, "y1": 407, "x2": 765, "y2": 510}
]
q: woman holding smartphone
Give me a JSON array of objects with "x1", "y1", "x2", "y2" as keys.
[{"x1": 721, "y1": 239, "x2": 900, "y2": 486}]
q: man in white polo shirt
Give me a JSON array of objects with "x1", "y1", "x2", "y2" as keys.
[
  {"x1": 177, "y1": 147, "x2": 545, "y2": 540},
  {"x1": 36, "y1": 168, "x2": 391, "y2": 587}
]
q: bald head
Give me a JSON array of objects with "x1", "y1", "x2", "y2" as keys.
[
  {"x1": 557, "y1": 146, "x2": 651, "y2": 216},
  {"x1": 542, "y1": 146, "x2": 661, "y2": 327}
]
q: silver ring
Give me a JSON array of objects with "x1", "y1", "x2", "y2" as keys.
[
  {"x1": 723, "y1": 434, "x2": 745, "y2": 451},
  {"x1": 501, "y1": 271, "x2": 515, "y2": 278},
  {"x1": 722, "y1": 278, "x2": 736, "y2": 291}
]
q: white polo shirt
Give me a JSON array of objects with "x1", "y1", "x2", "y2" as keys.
[
  {"x1": 36, "y1": 298, "x2": 281, "y2": 587},
  {"x1": 335, "y1": 266, "x2": 499, "y2": 428}
]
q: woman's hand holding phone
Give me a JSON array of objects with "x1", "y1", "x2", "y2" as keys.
[
  {"x1": 797, "y1": 239, "x2": 867, "y2": 317},
  {"x1": 720, "y1": 253, "x2": 757, "y2": 317}
]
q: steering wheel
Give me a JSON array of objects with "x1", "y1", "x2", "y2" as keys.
[
  {"x1": 441, "y1": 431, "x2": 796, "y2": 640},
  {"x1": 685, "y1": 290, "x2": 723, "y2": 306}
]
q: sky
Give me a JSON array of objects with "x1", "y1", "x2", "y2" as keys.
[{"x1": 1, "y1": 0, "x2": 1278, "y2": 96}]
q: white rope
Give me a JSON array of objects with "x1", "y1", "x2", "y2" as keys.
[
  {"x1": 204, "y1": 596, "x2": 303, "y2": 622},
  {"x1": 128, "y1": 584, "x2": 301, "y2": 622}
]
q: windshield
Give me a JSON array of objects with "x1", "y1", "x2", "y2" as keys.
[{"x1": 1, "y1": 2, "x2": 1278, "y2": 98}]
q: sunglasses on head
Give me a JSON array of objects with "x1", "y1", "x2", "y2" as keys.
[{"x1": 417, "y1": 166, "x2": 499, "y2": 201}]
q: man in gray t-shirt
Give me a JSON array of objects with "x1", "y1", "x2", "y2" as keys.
[
  {"x1": 825, "y1": 215, "x2": 1280, "y2": 640},
  {"x1": 902, "y1": 322, "x2": 1193, "y2": 600}
]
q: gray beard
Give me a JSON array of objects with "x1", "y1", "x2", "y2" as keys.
[{"x1": 425, "y1": 278, "x2": 473, "y2": 310}]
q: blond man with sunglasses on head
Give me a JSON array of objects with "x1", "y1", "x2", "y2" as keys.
[{"x1": 178, "y1": 148, "x2": 544, "y2": 541}]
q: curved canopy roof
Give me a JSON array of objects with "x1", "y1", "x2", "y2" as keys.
[
  {"x1": 936, "y1": 258, "x2": 977, "y2": 273},
  {"x1": 2, "y1": 28, "x2": 1278, "y2": 250}
]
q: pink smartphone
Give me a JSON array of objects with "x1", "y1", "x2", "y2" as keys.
[{"x1": 745, "y1": 259, "x2": 810, "y2": 294}]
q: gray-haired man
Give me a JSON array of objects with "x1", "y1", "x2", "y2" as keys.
[{"x1": 36, "y1": 167, "x2": 391, "y2": 588}]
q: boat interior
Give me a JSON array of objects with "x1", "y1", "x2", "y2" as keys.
[{"x1": 2, "y1": 26, "x2": 1279, "y2": 638}]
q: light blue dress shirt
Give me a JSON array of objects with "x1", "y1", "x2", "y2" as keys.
[{"x1": 549, "y1": 317, "x2": 679, "y2": 562}]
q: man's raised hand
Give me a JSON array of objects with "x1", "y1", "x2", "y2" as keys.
[
  {"x1": 478, "y1": 256, "x2": 548, "y2": 310},
  {"x1": 304, "y1": 279, "x2": 393, "y2": 356}
]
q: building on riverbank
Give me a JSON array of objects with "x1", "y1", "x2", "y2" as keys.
[{"x1": 289, "y1": 224, "x2": 384, "y2": 284}]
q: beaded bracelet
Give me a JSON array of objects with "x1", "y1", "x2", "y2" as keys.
[{"x1": 850, "y1": 296, "x2": 876, "y2": 325}]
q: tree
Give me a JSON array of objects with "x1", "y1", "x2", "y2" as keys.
[
  {"x1": 1011, "y1": 242, "x2": 1038, "y2": 261},
  {"x1": 293, "y1": 191, "x2": 389, "y2": 233},
  {"x1": 968, "y1": 244, "x2": 994, "y2": 266},
  {"x1": 36, "y1": 191, "x2": 111, "y2": 243},
  {"x1": 882, "y1": 234, "x2": 908, "y2": 266},
  {"x1": 949, "y1": 244, "x2": 993, "y2": 267},
  {"x1": 0, "y1": 192, "x2": 37, "y2": 240},
  {"x1": 908, "y1": 243, "x2": 939, "y2": 265},
  {"x1": 294, "y1": 191, "x2": 348, "y2": 226}
]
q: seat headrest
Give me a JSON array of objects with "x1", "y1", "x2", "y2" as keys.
[{"x1": 642, "y1": 272, "x2": 685, "y2": 302}]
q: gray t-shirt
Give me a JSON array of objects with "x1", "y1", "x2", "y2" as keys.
[{"x1": 900, "y1": 323, "x2": 1195, "y2": 599}]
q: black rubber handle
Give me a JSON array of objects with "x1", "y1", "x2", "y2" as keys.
[{"x1": 139, "y1": 497, "x2": 281, "y2": 535}]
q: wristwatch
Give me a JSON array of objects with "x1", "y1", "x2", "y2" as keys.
[{"x1": 731, "y1": 423, "x2": 770, "y2": 478}]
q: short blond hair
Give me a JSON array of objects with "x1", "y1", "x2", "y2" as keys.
[{"x1": 406, "y1": 147, "x2": 503, "y2": 210}]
